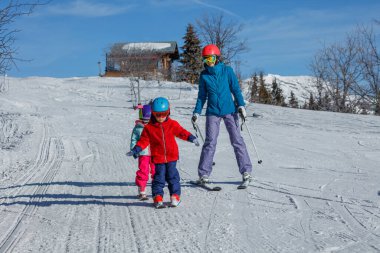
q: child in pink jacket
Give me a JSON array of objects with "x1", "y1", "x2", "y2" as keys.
[{"x1": 130, "y1": 104, "x2": 155, "y2": 200}]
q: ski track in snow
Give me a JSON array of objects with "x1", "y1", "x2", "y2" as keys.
[
  {"x1": 0, "y1": 77, "x2": 379, "y2": 252},
  {"x1": 0, "y1": 122, "x2": 64, "y2": 252}
]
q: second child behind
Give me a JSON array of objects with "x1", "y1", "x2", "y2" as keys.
[
  {"x1": 130, "y1": 104, "x2": 155, "y2": 200},
  {"x1": 127, "y1": 97, "x2": 199, "y2": 208}
]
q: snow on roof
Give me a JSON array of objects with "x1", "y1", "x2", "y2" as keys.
[
  {"x1": 111, "y1": 41, "x2": 178, "y2": 56},
  {"x1": 122, "y1": 42, "x2": 172, "y2": 51}
]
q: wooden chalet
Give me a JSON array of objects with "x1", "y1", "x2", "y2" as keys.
[{"x1": 104, "y1": 41, "x2": 179, "y2": 80}]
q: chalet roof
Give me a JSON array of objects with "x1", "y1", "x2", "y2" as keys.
[{"x1": 111, "y1": 41, "x2": 178, "y2": 55}]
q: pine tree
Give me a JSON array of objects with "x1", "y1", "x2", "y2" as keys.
[
  {"x1": 278, "y1": 89, "x2": 287, "y2": 107},
  {"x1": 375, "y1": 91, "x2": 380, "y2": 116},
  {"x1": 258, "y1": 72, "x2": 271, "y2": 104},
  {"x1": 271, "y1": 78, "x2": 286, "y2": 106},
  {"x1": 308, "y1": 93, "x2": 317, "y2": 110},
  {"x1": 179, "y1": 24, "x2": 203, "y2": 84},
  {"x1": 318, "y1": 92, "x2": 332, "y2": 111},
  {"x1": 249, "y1": 72, "x2": 258, "y2": 102},
  {"x1": 270, "y1": 78, "x2": 278, "y2": 104},
  {"x1": 289, "y1": 91, "x2": 299, "y2": 108}
]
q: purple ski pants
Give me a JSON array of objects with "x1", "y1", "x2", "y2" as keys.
[{"x1": 197, "y1": 113, "x2": 252, "y2": 177}]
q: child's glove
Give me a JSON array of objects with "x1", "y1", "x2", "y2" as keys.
[
  {"x1": 126, "y1": 146, "x2": 142, "y2": 159},
  {"x1": 188, "y1": 135, "x2": 200, "y2": 146},
  {"x1": 238, "y1": 106, "x2": 247, "y2": 120},
  {"x1": 126, "y1": 150, "x2": 138, "y2": 159},
  {"x1": 191, "y1": 113, "x2": 199, "y2": 124},
  {"x1": 192, "y1": 138, "x2": 200, "y2": 146}
]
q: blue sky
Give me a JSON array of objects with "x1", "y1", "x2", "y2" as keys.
[{"x1": 8, "y1": 0, "x2": 380, "y2": 78}]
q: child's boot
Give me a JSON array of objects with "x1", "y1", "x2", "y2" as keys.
[
  {"x1": 137, "y1": 187, "x2": 148, "y2": 201},
  {"x1": 153, "y1": 195, "x2": 165, "y2": 209},
  {"x1": 170, "y1": 194, "x2": 181, "y2": 207}
]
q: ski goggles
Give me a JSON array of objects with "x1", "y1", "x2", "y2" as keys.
[
  {"x1": 202, "y1": 55, "x2": 217, "y2": 64},
  {"x1": 152, "y1": 110, "x2": 169, "y2": 118}
]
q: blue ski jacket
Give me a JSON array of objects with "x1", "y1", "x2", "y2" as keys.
[{"x1": 193, "y1": 62, "x2": 245, "y2": 117}]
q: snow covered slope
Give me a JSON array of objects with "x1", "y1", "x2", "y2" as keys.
[
  {"x1": 0, "y1": 76, "x2": 379, "y2": 252},
  {"x1": 243, "y1": 74, "x2": 317, "y2": 105}
]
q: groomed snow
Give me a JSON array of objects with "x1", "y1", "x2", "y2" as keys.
[{"x1": 0, "y1": 76, "x2": 379, "y2": 252}]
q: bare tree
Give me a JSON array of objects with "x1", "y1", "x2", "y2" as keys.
[
  {"x1": 355, "y1": 24, "x2": 380, "y2": 115},
  {"x1": 312, "y1": 23, "x2": 380, "y2": 115},
  {"x1": 310, "y1": 33, "x2": 362, "y2": 113},
  {"x1": 310, "y1": 51, "x2": 330, "y2": 111},
  {"x1": 0, "y1": 1, "x2": 48, "y2": 75},
  {"x1": 196, "y1": 12, "x2": 247, "y2": 65}
]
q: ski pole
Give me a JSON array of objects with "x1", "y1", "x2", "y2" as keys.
[
  {"x1": 241, "y1": 117, "x2": 262, "y2": 164},
  {"x1": 192, "y1": 120, "x2": 215, "y2": 166},
  {"x1": 192, "y1": 121, "x2": 205, "y2": 143}
]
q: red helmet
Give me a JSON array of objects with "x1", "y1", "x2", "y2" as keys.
[{"x1": 202, "y1": 44, "x2": 221, "y2": 56}]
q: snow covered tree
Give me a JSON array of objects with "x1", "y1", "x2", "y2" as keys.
[{"x1": 179, "y1": 24, "x2": 203, "y2": 84}]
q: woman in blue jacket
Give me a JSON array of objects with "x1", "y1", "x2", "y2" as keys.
[{"x1": 192, "y1": 44, "x2": 252, "y2": 184}]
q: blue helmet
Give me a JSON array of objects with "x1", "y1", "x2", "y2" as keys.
[{"x1": 152, "y1": 97, "x2": 169, "y2": 112}]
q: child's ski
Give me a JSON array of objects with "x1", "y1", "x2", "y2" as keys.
[{"x1": 189, "y1": 180, "x2": 222, "y2": 191}]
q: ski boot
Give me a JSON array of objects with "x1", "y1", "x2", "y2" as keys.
[
  {"x1": 198, "y1": 175, "x2": 210, "y2": 184},
  {"x1": 169, "y1": 194, "x2": 181, "y2": 207},
  {"x1": 137, "y1": 187, "x2": 149, "y2": 201},
  {"x1": 138, "y1": 192, "x2": 149, "y2": 201},
  {"x1": 238, "y1": 172, "x2": 252, "y2": 189},
  {"x1": 153, "y1": 195, "x2": 165, "y2": 209}
]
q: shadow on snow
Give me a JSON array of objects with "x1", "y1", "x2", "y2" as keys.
[{"x1": 0, "y1": 181, "x2": 153, "y2": 207}]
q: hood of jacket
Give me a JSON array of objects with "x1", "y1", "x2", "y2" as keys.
[{"x1": 204, "y1": 62, "x2": 224, "y2": 76}]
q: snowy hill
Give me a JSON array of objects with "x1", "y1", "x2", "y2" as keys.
[
  {"x1": 242, "y1": 74, "x2": 317, "y2": 105},
  {"x1": 0, "y1": 76, "x2": 380, "y2": 252}
]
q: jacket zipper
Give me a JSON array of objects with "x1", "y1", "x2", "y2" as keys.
[{"x1": 160, "y1": 123, "x2": 167, "y2": 162}]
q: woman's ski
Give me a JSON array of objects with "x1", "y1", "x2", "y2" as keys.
[
  {"x1": 189, "y1": 180, "x2": 222, "y2": 191},
  {"x1": 237, "y1": 180, "x2": 250, "y2": 189}
]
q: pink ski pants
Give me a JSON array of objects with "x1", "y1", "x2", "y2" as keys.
[{"x1": 135, "y1": 155, "x2": 155, "y2": 192}]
